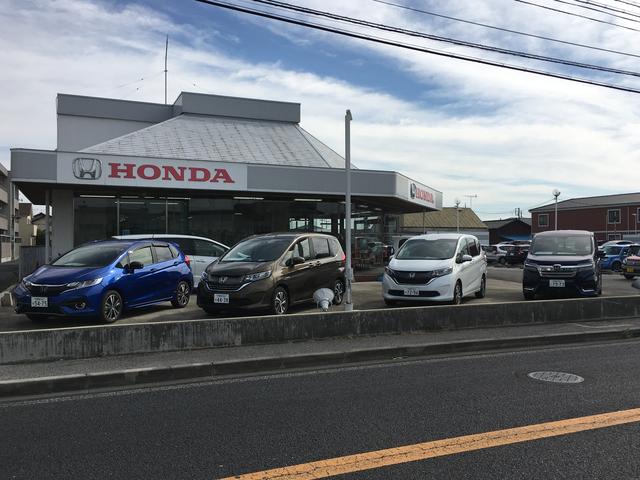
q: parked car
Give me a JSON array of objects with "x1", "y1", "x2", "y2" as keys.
[
  {"x1": 197, "y1": 233, "x2": 346, "y2": 315},
  {"x1": 504, "y1": 245, "x2": 529, "y2": 265},
  {"x1": 601, "y1": 240, "x2": 634, "y2": 247},
  {"x1": 523, "y1": 230, "x2": 603, "y2": 300},
  {"x1": 620, "y1": 245, "x2": 640, "y2": 279},
  {"x1": 113, "y1": 234, "x2": 228, "y2": 285},
  {"x1": 382, "y1": 233, "x2": 487, "y2": 306},
  {"x1": 484, "y1": 244, "x2": 513, "y2": 264},
  {"x1": 13, "y1": 240, "x2": 193, "y2": 323},
  {"x1": 600, "y1": 244, "x2": 640, "y2": 272}
]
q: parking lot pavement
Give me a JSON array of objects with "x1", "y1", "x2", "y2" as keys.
[{"x1": 0, "y1": 272, "x2": 637, "y2": 332}]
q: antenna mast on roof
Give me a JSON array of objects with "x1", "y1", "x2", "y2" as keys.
[{"x1": 164, "y1": 35, "x2": 169, "y2": 105}]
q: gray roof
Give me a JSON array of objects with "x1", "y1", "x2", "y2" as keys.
[
  {"x1": 483, "y1": 217, "x2": 532, "y2": 229},
  {"x1": 530, "y1": 192, "x2": 640, "y2": 212},
  {"x1": 82, "y1": 114, "x2": 347, "y2": 168}
]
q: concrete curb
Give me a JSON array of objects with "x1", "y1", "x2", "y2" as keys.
[{"x1": 2, "y1": 326, "x2": 639, "y2": 399}]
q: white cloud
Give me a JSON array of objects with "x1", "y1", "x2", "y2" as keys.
[{"x1": 1, "y1": 0, "x2": 639, "y2": 219}]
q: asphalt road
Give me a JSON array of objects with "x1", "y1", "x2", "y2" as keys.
[
  {"x1": 0, "y1": 267, "x2": 637, "y2": 331},
  {"x1": 3, "y1": 340, "x2": 640, "y2": 479}
]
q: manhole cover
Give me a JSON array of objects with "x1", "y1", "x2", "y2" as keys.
[{"x1": 528, "y1": 371, "x2": 584, "y2": 384}]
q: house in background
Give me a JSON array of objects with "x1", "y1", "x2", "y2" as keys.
[
  {"x1": 17, "y1": 203, "x2": 38, "y2": 250},
  {"x1": 390, "y1": 207, "x2": 489, "y2": 248},
  {"x1": 31, "y1": 212, "x2": 51, "y2": 245},
  {"x1": 483, "y1": 217, "x2": 532, "y2": 245}
]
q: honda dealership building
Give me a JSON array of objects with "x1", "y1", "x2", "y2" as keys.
[{"x1": 11, "y1": 92, "x2": 441, "y2": 270}]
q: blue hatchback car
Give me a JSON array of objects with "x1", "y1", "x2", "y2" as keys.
[
  {"x1": 600, "y1": 244, "x2": 640, "y2": 271},
  {"x1": 13, "y1": 240, "x2": 193, "y2": 323}
]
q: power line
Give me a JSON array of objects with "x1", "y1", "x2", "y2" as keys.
[
  {"x1": 514, "y1": 0, "x2": 640, "y2": 32},
  {"x1": 614, "y1": 0, "x2": 640, "y2": 8},
  {"x1": 195, "y1": 0, "x2": 640, "y2": 94},
  {"x1": 550, "y1": 0, "x2": 640, "y2": 22},
  {"x1": 570, "y1": 0, "x2": 640, "y2": 19},
  {"x1": 370, "y1": 0, "x2": 640, "y2": 59},
  {"x1": 251, "y1": 0, "x2": 640, "y2": 78}
]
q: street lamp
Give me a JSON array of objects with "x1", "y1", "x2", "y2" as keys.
[
  {"x1": 454, "y1": 198, "x2": 461, "y2": 233},
  {"x1": 344, "y1": 109, "x2": 353, "y2": 312},
  {"x1": 552, "y1": 189, "x2": 561, "y2": 231}
]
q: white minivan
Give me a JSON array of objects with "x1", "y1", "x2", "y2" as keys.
[
  {"x1": 113, "y1": 234, "x2": 228, "y2": 286},
  {"x1": 382, "y1": 233, "x2": 487, "y2": 305}
]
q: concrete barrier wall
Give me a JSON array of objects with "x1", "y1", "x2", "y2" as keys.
[{"x1": 2, "y1": 295, "x2": 640, "y2": 364}]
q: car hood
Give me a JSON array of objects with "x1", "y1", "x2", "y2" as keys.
[
  {"x1": 526, "y1": 254, "x2": 593, "y2": 265},
  {"x1": 27, "y1": 266, "x2": 106, "y2": 285},
  {"x1": 388, "y1": 258, "x2": 453, "y2": 271},
  {"x1": 206, "y1": 261, "x2": 273, "y2": 276}
]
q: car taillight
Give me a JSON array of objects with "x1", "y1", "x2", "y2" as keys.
[
  {"x1": 184, "y1": 255, "x2": 191, "y2": 267},
  {"x1": 341, "y1": 252, "x2": 346, "y2": 265}
]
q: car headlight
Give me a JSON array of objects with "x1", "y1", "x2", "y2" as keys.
[
  {"x1": 66, "y1": 278, "x2": 103, "y2": 289},
  {"x1": 244, "y1": 270, "x2": 272, "y2": 282},
  {"x1": 201, "y1": 270, "x2": 209, "y2": 280},
  {"x1": 576, "y1": 261, "x2": 596, "y2": 271},
  {"x1": 385, "y1": 267, "x2": 394, "y2": 276},
  {"x1": 524, "y1": 261, "x2": 538, "y2": 271},
  {"x1": 623, "y1": 258, "x2": 628, "y2": 265},
  {"x1": 21, "y1": 279, "x2": 33, "y2": 289},
  {"x1": 432, "y1": 267, "x2": 453, "y2": 277}
]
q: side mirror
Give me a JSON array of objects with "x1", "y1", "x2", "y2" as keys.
[
  {"x1": 390, "y1": 247, "x2": 395, "y2": 255},
  {"x1": 596, "y1": 250, "x2": 606, "y2": 258},
  {"x1": 286, "y1": 256, "x2": 305, "y2": 267},
  {"x1": 127, "y1": 261, "x2": 144, "y2": 271},
  {"x1": 462, "y1": 254, "x2": 473, "y2": 263}
]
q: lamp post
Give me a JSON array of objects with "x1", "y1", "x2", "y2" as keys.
[
  {"x1": 633, "y1": 213, "x2": 637, "y2": 237},
  {"x1": 552, "y1": 189, "x2": 561, "y2": 230},
  {"x1": 454, "y1": 198, "x2": 461, "y2": 233},
  {"x1": 344, "y1": 109, "x2": 353, "y2": 312}
]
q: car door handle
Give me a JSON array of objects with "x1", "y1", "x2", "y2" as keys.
[{"x1": 150, "y1": 268, "x2": 157, "y2": 272}]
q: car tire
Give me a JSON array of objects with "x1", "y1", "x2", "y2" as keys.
[
  {"x1": 624, "y1": 274, "x2": 635, "y2": 280},
  {"x1": 272, "y1": 286, "x2": 289, "y2": 315},
  {"x1": 499, "y1": 257, "x2": 506, "y2": 265},
  {"x1": 100, "y1": 290, "x2": 123, "y2": 324},
  {"x1": 612, "y1": 261, "x2": 622, "y2": 272},
  {"x1": 523, "y1": 291, "x2": 535, "y2": 301},
  {"x1": 451, "y1": 282, "x2": 463, "y2": 305},
  {"x1": 26, "y1": 313, "x2": 46, "y2": 323},
  {"x1": 333, "y1": 279, "x2": 345, "y2": 305},
  {"x1": 171, "y1": 281, "x2": 191, "y2": 308},
  {"x1": 475, "y1": 276, "x2": 486, "y2": 298},
  {"x1": 383, "y1": 298, "x2": 396, "y2": 307}
]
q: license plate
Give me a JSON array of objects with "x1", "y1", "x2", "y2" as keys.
[
  {"x1": 214, "y1": 293, "x2": 229, "y2": 304},
  {"x1": 628, "y1": 267, "x2": 634, "y2": 273},
  {"x1": 403, "y1": 288, "x2": 420, "y2": 296},
  {"x1": 31, "y1": 297, "x2": 48, "y2": 308},
  {"x1": 549, "y1": 280, "x2": 565, "y2": 288}
]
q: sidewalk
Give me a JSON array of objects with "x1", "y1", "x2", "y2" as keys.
[{"x1": 2, "y1": 317, "x2": 640, "y2": 398}]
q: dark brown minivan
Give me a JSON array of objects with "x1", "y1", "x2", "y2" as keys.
[{"x1": 196, "y1": 233, "x2": 346, "y2": 315}]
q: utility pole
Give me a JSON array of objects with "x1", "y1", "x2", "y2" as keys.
[
  {"x1": 164, "y1": 35, "x2": 168, "y2": 105},
  {"x1": 553, "y1": 189, "x2": 561, "y2": 230},
  {"x1": 455, "y1": 198, "x2": 461, "y2": 233},
  {"x1": 344, "y1": 110, "x2": 353, "y2": 312}
]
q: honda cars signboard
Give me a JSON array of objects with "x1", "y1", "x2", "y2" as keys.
[
  {"x1": 408, "y1": 181, "x2": 437, "y2": 208},
  {"x1": 57, "y1": 153, "x2": 248, "y2": 190}
]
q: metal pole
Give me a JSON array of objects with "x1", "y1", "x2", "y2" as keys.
[
  {"x1": 45, "y1": 190, "x2": 50, "y2": 262},
  {"x1": 344, "y1": 110, "x2": 353, "y2": 312},
  {"x1": 455, "y1": 199, "x2": 460, "y2": 233},
  {"x1": 164, "y1": 35, "x2": 168, "y2": 105},
  {"x1": 555, "y1": 198, "x2": 558, "y2": 231},
  {"x1": 8, "y1": 177, "x2": 14, "y2": 260}
]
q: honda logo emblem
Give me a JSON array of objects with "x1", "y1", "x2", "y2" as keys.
[
  {"x1": 72, "y1": 157, "x2": 102, "y2": 180},
  {"x1": 553, "y1": 264, "x2": 561, "y2": 272},
  {"x1": 409, "y1": 272, "x2": 416, "y2": 279},
  {"x1": 219, "y1": 277, "x2": 228, "y2": 284}
]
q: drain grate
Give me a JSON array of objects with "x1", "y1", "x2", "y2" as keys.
[{"x1": 528, "y1": 371, "x2": 584, "y2": 384}]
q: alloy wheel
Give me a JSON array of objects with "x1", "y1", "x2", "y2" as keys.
[
  {"x1": 334, "y1": 280, "x2": 344, "y2": 305},
  {"x1": 103, "y1": 292, "x2": 122, "y2": 322},
  {"x1": 176, "y1": 282, "x2": 190, "y2": 306},
  {"x1": 274, "y1": 289, "x2": 288, "y2": 315},
  {"x1": 453, "y1": 283, "x2": 462, "y2": 305}
]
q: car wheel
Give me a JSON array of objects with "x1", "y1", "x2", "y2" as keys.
[
  {"x1": 451, "y1": 282, "x2": 462, "y2": 305},
  {"x1": 171, "y1": 281, "x2": 191, "y2": 308},
  {"x1": 333, "y1": 279, "x2": 345, "y2": 305},
  {"x1": 523, "y1": 291, "x2": 535, "y2": 301},
  {"x1": 384, "y1": 298, "x2": 396, "y2": 307},
  {"x1": 25, "y1": 313, "x2": 46, "y2": 323},
  {"x1": 475, "y1": 276, "x2": 486, "y2": 298},
  {"x1": 624, "y1": 274, "x2": 635, "y2": 280},
  {"x1": 499, "y1": 257, "x2": 506, "y2": 265},
  {"x1": 612, "y1": 261, "x2": 622, "y2": 272},
  {"x1": 100, "y1": 290, "x2": 123, "y2": 323},
  {"x1": 272, "y1": 286, "x2": 289, "y2": 315}
]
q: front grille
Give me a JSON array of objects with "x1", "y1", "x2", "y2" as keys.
[
  {"x1": 26, "y1": 284, "x2": 71, "y2": 297},
  {"x1": 205, "y1": 276, "x2": 246, "y2": 292},
  {"x1": 390, "y1": 271, "x2": 434, "y2": 285},
  {"x1": 388, "y1": 289, "x2": 439, "y2": 297}
]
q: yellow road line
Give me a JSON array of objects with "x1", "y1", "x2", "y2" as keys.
[{"x1": 221, "y1": 407, "x2": 640, "y2": 480}]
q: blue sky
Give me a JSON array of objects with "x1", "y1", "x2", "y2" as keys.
[{"x1": 2, "y1": 0, "x2": 640, "y2": 218}]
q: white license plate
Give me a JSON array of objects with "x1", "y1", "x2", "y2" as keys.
[
  {"x1": 549, "y1": 280, "x2": 565, "y2": 288},
  {"x1": 214, "y1": 293, "x2": 229, "y2": 304},
  {"x1": 31, "y1": 297, "x2": 48, "y2": 308},
  {"x1": 403, "y1": 288, "x2": 420, "y2": 296}
]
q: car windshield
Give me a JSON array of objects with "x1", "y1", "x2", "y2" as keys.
[
  {"x1": 222, "y1": 238, "x2": 292, "y2": 263},
  {"x1": 396, "y1": 239, "x2": 459, "y2": 260},
  {"x1": 530, "y1": 235, "x2": 593, "y2": 256},
  {"x1": 603, "y1": 245, "x2": 623, "y2": 256},
  {"x1": 51, "y1": 244, "x2": 126, "y2": 267}
]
